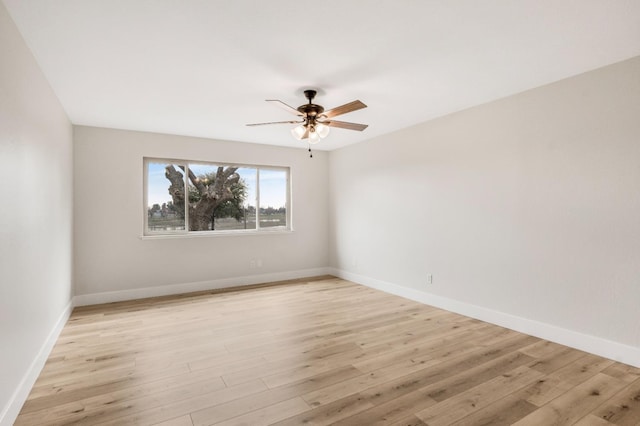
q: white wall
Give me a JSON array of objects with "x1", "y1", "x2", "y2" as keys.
[
  {"x1": 329, "y1": 56, "x2": 640, "y2": 365},
  {"x1": 0, "y1": 3, "x2": 73, "y2": 424},
  {"x1": 73, "y1": 126, "x2": 329, "y2": 302}
]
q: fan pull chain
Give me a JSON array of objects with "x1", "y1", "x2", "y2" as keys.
[{"x1": 308, "y1": 145, "x2": 313, "y2": 158}]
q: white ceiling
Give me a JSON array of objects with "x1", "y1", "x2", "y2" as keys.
[{"x1": 4, "y1": 1, "x2": 640, "y2": 151}]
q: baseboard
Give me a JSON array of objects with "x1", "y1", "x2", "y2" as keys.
[
  {"x1": 330, "y1": 268, "x2": 640, "y2": 368},
  {"x1": 0, "y1": 299, "x2": 74, "y2": 426},
  {"x1": 73, "y1": 267, "x2": 333, "y2": 306}
]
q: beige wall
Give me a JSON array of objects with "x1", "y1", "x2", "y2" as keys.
[
  {"x1": 73, "y1": 126, "x2": 330, "y2": 301},
  {"x1": 0, "y1": 3, "x2": 73, "y2": 424},
  {"x1": 329, "y1": 56, "x2": 640, "y2": 363}
]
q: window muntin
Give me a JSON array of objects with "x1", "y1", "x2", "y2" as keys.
[{"x1": 144, "y1": 158, "x2": 290, "y2": 235}]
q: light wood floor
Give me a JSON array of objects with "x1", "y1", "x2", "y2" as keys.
[{"x1": 15, "y1": 277, "x2": 640, "y2": 425}]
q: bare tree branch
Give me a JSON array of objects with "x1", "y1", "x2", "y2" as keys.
[{"x1": 165, "y1": 165, "x2": 186, "y2": 215}]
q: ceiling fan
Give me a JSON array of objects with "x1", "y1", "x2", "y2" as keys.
[{"x1": 247, "y1": 89, "x2": 368, "y2": 145}]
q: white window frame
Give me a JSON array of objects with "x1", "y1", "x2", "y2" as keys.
[{"x1": 143, "y1": 157, "x2": 291, "y2": 237}]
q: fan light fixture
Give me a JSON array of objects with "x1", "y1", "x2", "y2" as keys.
[
  {"x1": 247, "y1": 89, "x2": 368, "y2": 156},
  {"x1": 291, "y1": 124, "x2": 306, "y2": 140},
  {"x1": 291, "y1": 121, "x2": 330, "y2": 144}
]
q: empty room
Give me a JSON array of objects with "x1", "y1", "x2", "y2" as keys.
[{"x1": 1, "y1": 1, "x2": 640, "y2": 425}]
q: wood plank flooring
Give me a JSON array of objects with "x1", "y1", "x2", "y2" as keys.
[{"x1": 15, "y1": 277, "x2": 640, "y2": 425}]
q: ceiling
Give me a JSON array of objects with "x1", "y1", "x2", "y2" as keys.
[{"x1": 4, "y1": 1, "x2": 640, "y2": 151}]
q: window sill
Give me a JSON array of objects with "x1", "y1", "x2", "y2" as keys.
[{"x1": 140, "y1": 228, "x2": 294, "y2": 240}]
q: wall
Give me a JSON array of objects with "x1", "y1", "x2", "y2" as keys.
[
  {"x1": 329, "y1": 56, "x2": 640, "y2": 366},
  {"x1": 73, "y1": 126, "x2": 329, "y2": 303},
  {"x1": 0, "y1": 3, "x2": 74, "y2": 425}
]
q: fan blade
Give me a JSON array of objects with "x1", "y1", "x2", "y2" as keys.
[
  {"x1": 324, "y1": 120, "x2": 368, "y2": 131},
  {"x1": 246, "y1": 120, "x2": 301, "y2": 126},
  {"x1": 322, "y1": 100, "x2": 367, "y2": 118},
  {"x1": 266, "y1": 99, "x2": 302, "y2": 116}
]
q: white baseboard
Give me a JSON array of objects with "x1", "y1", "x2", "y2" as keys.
[
  {"x1": 0, "y1": 299, "x2": 74, "y2": 426},
  {"x1": 74, "y1": 267, "x2": 333, "y2": 306},
  {"x1": 330, "y1": 268, "x2": 640, "y2": 368}
]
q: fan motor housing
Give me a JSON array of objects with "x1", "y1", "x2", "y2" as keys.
[
  {"x1": 297, "y1": 104, "x2": 324, "y2": 117},
  {"x1": 298, "y1": 89, "x2": 324, "y2": 117}
]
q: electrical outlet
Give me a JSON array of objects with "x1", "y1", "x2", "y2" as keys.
[{"x1": 427, "y1": 274, "x2": 433, "y2": 285}]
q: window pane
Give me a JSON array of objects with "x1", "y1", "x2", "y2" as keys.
[
  {"x1": 147, "y1": 162, "x2": 186, "y2": 231},
  {"x1": 187, "y1": 164, "x2": 256, "y2": 231},
  {"x1": 259, "y1": 169, "x2": 287, "y2": 229},
  {"x1": 234, "y1": 168, "x2": 257, "y2": 230}
]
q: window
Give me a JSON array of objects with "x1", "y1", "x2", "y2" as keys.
[{"x1": 144, "y1": 158, "x2": 290, "y2": 235}]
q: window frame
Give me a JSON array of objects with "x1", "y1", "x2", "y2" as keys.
[{"x1": 143, "y1": 157, "x2": 292, "y2": 237}]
